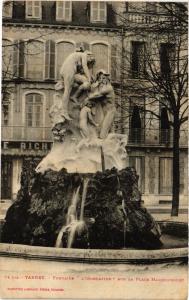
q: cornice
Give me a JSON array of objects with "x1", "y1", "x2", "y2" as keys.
[{"x1": 3, "y1": 21, "x2": 121, "y2": 34}]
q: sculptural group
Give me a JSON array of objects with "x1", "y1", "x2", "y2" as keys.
[
  {"x1": 2, "y1": 45, "x2": 163, "y2": 252},
  {"x1": 36, "y1": 46, "x2": 127, "y2": 174},
  {"x1": 50, "y1": 47, "x2": 116, "y2": 142}
]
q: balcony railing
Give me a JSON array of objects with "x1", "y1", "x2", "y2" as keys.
[
  {"x1": 1, "y1": 126, "x2": 188, "y2": 147},
  {"x1": 128, "y1": 128, "x2": 188, "y2": 147},
  {"x1": 2, "y1": 126, "x2": 52, "y2": 141},
  {"x1": 123, "y1": 12, "x2": 175, "y2": 26}
]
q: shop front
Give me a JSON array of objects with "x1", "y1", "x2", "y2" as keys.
[{"x1": 1, "y1": 141, "x2": 52, "y2": 202}]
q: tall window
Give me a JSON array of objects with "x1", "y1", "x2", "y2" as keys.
[
  {"x1": 131, "y1": 41, "x2": 146, "y2": 78},
  {"x1": 159, "y1": 158, "x2": 172, "y2": 194},
  {"x1": 91, "y1": 43, "x2": 109, "y2": 75},
  {"x1": 160, "y1": 43, "x2": 175, "y2": 75},
  {"x1": 90, "y1": 2, "x2": 107, "y2": 23},
  {"x1": 160, "y1": 107, "x2": 170, "y2": 144},
  {"x1": 45, "y1": 40, "x2": 55, "y2": 80},
  {"x1": 56, "y1": 1, "x2": 72, "y2": 21},
  {"x1": 129, "y1": 156, "x2": 145, "y2": 193},
  {"x1": 2, "y1": 93, "x2": 11, "y2": 126},
  {"x1": 26, "y1": 1, "x2": 41, "y2": 19},
  {"x1": 3, "y1": 1, "x2": 13, "y2": 18},
  {"x1": 25, "y1": 41, "x2": 44, "y2": 80},
  {"x1": 129, "y1": 97, "x2": 145, "y2": 143},
  {"x1": 1, "y1": 158, "x2": 12, "y2": 199},
  {"x1": 111, "y1": 44, "x2": 119, "y2": 82},
  {"x1": 179, "y1": 156, "x2": 185, "y2": 194},
  {"x1": 26, "y1": 94, "x2": 43, "y2": 127},
  {"x1": 56, "y1": 41, "x2": 75, "y2": 79},
  {"x1": 125, "y1": 2, "x2": 129, "y2": 12},
  {"x1": 2, "y1": 39, "x2": 14, "y2": 79}
]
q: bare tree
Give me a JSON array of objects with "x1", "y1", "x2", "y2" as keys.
[{"x1": 113, "y1": 2, "x2": 188, "y2": 216}]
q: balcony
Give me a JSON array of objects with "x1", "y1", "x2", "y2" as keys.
[
  {"x1": 2, "y1": 126, "x2": 52, "y2": 141},
  {"x1": 128, "y1": 128, "x2": 188, "y2": 147},
  {"x1": 123, "y1": 12, "x2": 175, "y2": 27},
  {"x1": 1, "y1": 126, "x2": 188, "y2": 147}
]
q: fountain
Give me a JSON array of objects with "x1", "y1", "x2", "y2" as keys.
[
  {"x1": 55, "y1": 185, "x2": 81, "y2": 248},
  {"x1": 55, "y1": 177, "x2": 90, "y2": 249},
  {"x1": 0, "y1": 47, "x2": 187, "y2": 263}
]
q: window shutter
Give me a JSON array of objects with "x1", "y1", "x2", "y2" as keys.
[
  {"x1": 18, "y1": 41, "x2": 25, "y2": 78},
  {"x1": 91, "y1": 43, "x2": 109, "y2": 76},
  {"x1": 50, "y1": 41, "x2": 55, "y2": 79},
  {"x1": 26, "y1": 1, "x2": 33, "y2": 17},
  {"x1": 3, "y1": 1, "x2": 13, "y2": 18},
  {"x1": 45, "y1": 40, "x2": 55, "y2": 80},
  {"x1": 159, "y1": 158, "x2": 172, "y2": 194},
  {"x1": 111, "y1": 44, "x2": 117, "y2": 81},
  {"x1": 91, "y1": 2, "x2": 98, "y2": 21},
  {"x1": 45, "y1": 40, "x2": 50, "y2": 78},
  {"x1": 56, "y1": 1, "x2": 64, "y2": 20},
  {"x1": 179, "y1": 156, "x2": 184, "y2": 193},
  {"x1": 12, "y1": 40, "x2": 19, "y2": 78},
  {"x1": 99, "y1": 2, "x2": 106, "y2": 21},
  {"x1": 65, "y1": 1, "x2": 72, "y2": 21},
  {"x1": 34, "y1": 1, "x2": 41, "y2": 18}
]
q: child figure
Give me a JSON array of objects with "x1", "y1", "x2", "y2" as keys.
[
  {"x1": 49, "y1": 94, "x2": 65, "y2": 127},
  {"x1": 79, "y1": 101, "x2": 99, "y2": 139}
]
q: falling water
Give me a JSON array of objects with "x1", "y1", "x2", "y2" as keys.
[
  {"x1": 66, "y1": 186, "x2": 81, "y2": 225},
  {"x1": 55, "y1": 178, "x2": 90, "y2": 248},
  {"x1": 67, "y1": 220, "x2": 86, "y2": 248},
  {"x1": 55, "y1": 186, "x2": 80, "y2": 248},
  {"x1": 80, "y1": 178, "x2": 90, "y2": 220},
  {"x1": 67, "y1": 178, "x2": 90, "y2": 248},
  {"x1": 55, "y1": 224, "x2": 70, "y2": 248}
]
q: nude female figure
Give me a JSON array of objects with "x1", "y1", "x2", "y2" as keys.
[{"x1": 59, "y1": 50, "x2": 94, "y2": 120}]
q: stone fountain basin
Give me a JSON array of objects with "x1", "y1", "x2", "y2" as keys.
[{"x1": 0, "y1": 221, "x2": 187, "y2": 264}]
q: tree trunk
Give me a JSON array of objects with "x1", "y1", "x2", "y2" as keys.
[{"x1": 171, "y1": 116, "x2": 180, "y2": 216}]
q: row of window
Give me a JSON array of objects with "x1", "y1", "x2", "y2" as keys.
[
  {"x1": 3, "y1": 40, "x2": 110, "y2": 80},
  {"x1": 131, "y1": 41, "x2": 175, "y2": 78},
  {"x1": 3, "y1": 1, "x2": 170, "y2": 24},
  {"x1": 0, "y1": 156, "x2": 176, "y2": 199},
  {"x1": 3, "y1": 39, "x2": 174, "y2": 81},
  {"x1": 3, "y1": 1, "x2": 107, "y2": 23},
  {"x1": 2, "y1": 93, "x2": 170, "y2": 145},
  {"x1": 133, "y1": 155, "x2": 185, "y2": 196},
  {"x1": 129, "y1": 156, "x2": 174, "y2": 194}
]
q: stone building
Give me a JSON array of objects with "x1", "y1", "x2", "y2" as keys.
[{"x1": 1, "y1": 1, "x2": 188, "y2": 218}]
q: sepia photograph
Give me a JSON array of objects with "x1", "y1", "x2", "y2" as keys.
[{"x1": 0, "y1": 0, "x2": 188, "y2": 299}]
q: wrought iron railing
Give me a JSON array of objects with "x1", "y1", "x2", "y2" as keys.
[
  {"x1": 123, "y1": 12, "x2": 176, "y2": 26},
  {"x1": 128, "y1": 128, "x2": 188, "y2": 146},
  {"x1": 1, "y1": 126, "x2": 52, "y2": 141},
  {"x1": 1, "y1": 126, "x2": 188, "y2": 146}
]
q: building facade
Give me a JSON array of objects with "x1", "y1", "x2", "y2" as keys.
[{"x1": 1, "y1": 1, "x2": 188, "y2": 217}]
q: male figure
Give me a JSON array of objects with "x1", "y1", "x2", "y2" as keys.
[
  {"x1": 85, "y1": 70, "x2": 116, "y2": 139},
  {"x1": 59, "y1": 50, "x2": 94, "y2": 120}
]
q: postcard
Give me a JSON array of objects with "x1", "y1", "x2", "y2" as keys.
[{"x1": 0, "y1": 1, "x2": 188, "y2": 299}]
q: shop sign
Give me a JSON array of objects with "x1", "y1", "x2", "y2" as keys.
[{"x1": 2, "y1": 141, "x2": 52, "y2": 151}]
